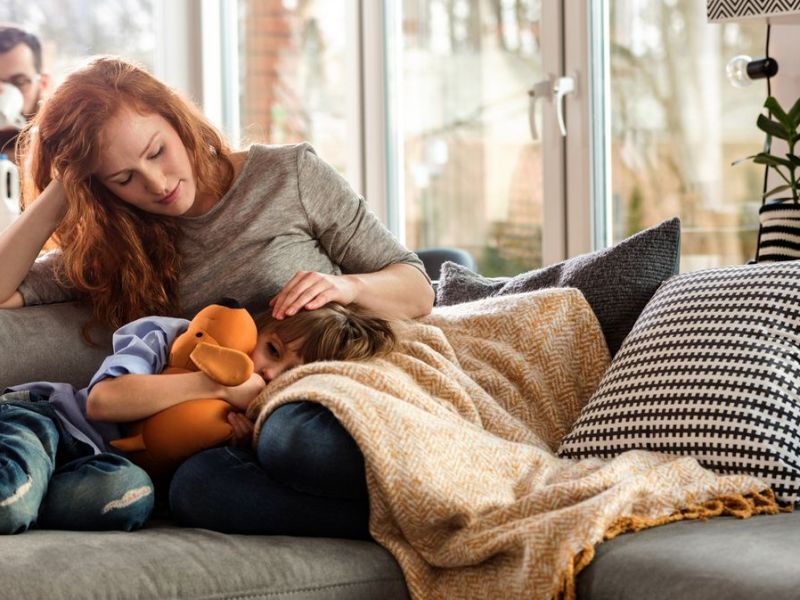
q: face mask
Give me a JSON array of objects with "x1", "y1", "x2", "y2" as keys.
[{"x1": 0, "y1": 83, "x2": 26, "y2": 130}]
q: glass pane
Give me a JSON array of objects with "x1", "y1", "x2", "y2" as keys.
[
  {"x1": 396, "y1": 0, "x2": 543, "y2": 276},
  {"x1": 237, "y1": 0, "x2": 351, "y2": 175},
  {"x1": 607, "y1": 1, "x2": 766, "y2": 270},
  {"x1": 0, "y1": 0, "x2": 156, "y2": 84}
]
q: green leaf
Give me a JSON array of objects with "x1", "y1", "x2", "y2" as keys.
[
  {"x1": 757, "y1": 114, "x2": 791, "y2": 140},
  {"x1": 753, "y1": 153, "x2": 793, "y2": 169},
  {"x1": 763, "y1": 184, "x2": 793, "y2": 199},
  {"x1": 787, "y1": 153, "x2": 800, "y2": 167},
  {"x1": 731, "y1": 153, "x2": 762, "y2": 167},
  {"x1": 765, "y1": 96, "x2": 791, "y2": 128},
  {"x1": 789, "y1": 97, "x2": 800, "y2": 128}
]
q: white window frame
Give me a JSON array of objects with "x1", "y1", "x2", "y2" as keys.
[
  {"x1": 361, "y1": 0, "x2": 394, "y2": 230},
  {"x1": 154, "y1": 0, "x2": 202, "y2": 100},
  {"x1": 540, "y1": 0, "x2": 568, "y2": 265},
  {"x1": 563, "y1": 0, "x2": 598, "y2": 258},
  {"x1": 155, "y1": 0, "x2": 240, "y2": 146},
  {"x1": 201, "y1": 0, "x2": 241, "y2": 148}
]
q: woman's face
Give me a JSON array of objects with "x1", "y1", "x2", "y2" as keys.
[{"x1": 96, "y1": 107, "x2": 200, "y2": 217}]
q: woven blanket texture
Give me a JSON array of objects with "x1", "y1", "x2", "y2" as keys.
[{"x1": 248, "y1": 289, "x2": 777, "y2": 600}]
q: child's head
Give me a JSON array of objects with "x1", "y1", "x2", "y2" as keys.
[{"x1": 250, "y1": 303, "x2": 397, "y2": 382}]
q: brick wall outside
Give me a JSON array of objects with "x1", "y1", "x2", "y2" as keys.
[{"x1": 241, "y1": 0, "x2": 307, "y2": 145}]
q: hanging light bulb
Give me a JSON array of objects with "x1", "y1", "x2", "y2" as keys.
[{"x1": 726, "y1": 55, "x2": 779, "y2": 88}]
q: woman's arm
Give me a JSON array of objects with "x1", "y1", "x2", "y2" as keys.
[
  {"x1": 0, "y1": 291, "x2": 24, "y2": 309},
  {"x1": 271, "y1": 262, "x2": 434, "y2": 321},
  {"x1": 0, "y1": 179, "x2": 67, "y2": 306},
  {"x1": 281, "y1": 146, "x2": 433, "y2": 321},
  {"x1": 345, "y1": 263, "x2": 434, "y2": 318},
  {"x1": 86, "y1": 371, "x2": 265, "y2": 422}
]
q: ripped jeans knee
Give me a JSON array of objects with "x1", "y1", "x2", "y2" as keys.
[
  {"x1": 0, "y1": 470, "x2": 43, "y2": 535},
  {"x1": 39, "y1": 454, "x2": 155, "y2": 531},
  {"x1": 0, "y1": 415, "x2": 55, "y2": 535},
  {"x1": 0, "y1": 401, "x2": 154, "y2": 533}
]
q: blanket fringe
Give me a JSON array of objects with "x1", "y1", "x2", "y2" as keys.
[{"x1": 554, "y1": 488, "x2": 790, "y2": 600}]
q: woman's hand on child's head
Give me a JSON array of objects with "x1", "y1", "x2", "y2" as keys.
[
  {"x1": 227, "y1": 411, "x2": 255, "y2": 447},
  {"x1": 223, "y1": 372, "x2": 266, "y2": 411},
  {"x1": 270, "y1": 271, "x2": 358, "y2": 319}
]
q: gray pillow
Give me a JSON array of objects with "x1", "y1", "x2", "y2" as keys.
[{"x1": 436, "y1": 218, "x2": 681, "y2": 356}]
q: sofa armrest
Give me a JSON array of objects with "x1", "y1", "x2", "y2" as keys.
[{"x1": 0, "y1": 302, "x2": 112, "y2": 389}]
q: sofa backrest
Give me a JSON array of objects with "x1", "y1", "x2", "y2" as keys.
[{"x1": 0, "y1": 302, "x2": 113, "y2": 389}]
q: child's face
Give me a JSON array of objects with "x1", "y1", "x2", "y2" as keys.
[{"x1": 251, "y1": 329, "x2": 305, "y2": 383}]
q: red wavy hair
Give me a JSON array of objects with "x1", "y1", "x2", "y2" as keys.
[{"x1": 16, "y1": 56, "x2": 233, "y2": 337}]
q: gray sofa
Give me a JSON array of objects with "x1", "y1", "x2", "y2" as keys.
[{"x1": 2, "y1": 302, "x2": 799, "y2": 600}]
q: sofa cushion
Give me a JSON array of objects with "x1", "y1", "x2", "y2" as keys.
[
  {"x1": 0, "y1": 302, "x2": 112, "y2": 389},
  {"x1": 558, "y1": 261, "x2": 800, "y2": 505},
  {"x1": 0, "y1": 522, "x2": 409, "y2": 600},
  {"x1": 436, "y1": 218, "x2": 681, "y2": 355},
  {"x1": 576, "y1": 510, "x2": 800, "y2": 600}
]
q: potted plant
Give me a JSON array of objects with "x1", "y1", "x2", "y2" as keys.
[{"x1": 736, "y1": 95, "x2": 800, "y2": 261}]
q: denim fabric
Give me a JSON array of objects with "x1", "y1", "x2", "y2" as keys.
[
  {"x1": 170, "y1": 401, "x2": 370, "y2": 538},
  {"x1": 0, "y1": 393, "x2": 154, "y2": 534},
  {"x1": 256, "y1": 400, "x2": 368, "y2": 500}
]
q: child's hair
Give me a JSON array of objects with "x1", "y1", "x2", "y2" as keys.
[{"x1": 254, "y1": 303, "x2": 398, "y2": 362}]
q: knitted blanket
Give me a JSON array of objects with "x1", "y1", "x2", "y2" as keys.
[{"x1": 248, "y1": 289, "x2": 778, "y2": 600}]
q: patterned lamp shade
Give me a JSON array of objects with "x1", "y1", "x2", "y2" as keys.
[{"x1": 708, "y1": 0, "x2": 800, "y2": 22}]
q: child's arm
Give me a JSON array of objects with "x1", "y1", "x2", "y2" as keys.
[
  {"x1": 82, "y1": 314, "x2": 265, "y2": 424},
  {"x1": 86, "y1": 371, "x2": 265, "y2": 422}
]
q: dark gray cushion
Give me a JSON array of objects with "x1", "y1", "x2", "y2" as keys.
[
  {"x1": 0, "y1": 302, "x2": 112, "y2": 389},
  {"x1": 436, "y1": 218, "x2": 681, "y2": 355},
  {"x1": 577, "y1": 510, "x2": 800, "y2": 600},
  {"x1": 0, "y1": 523, "x2": 409, "y2": 600}
]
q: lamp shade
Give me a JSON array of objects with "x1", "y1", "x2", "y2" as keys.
[{"x1": 708, "y1": 0, "x2": 800, "y2": 22}]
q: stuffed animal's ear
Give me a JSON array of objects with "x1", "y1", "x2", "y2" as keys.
[{"x1": 190, "y1": 342, "x2": 255, "y2": 386}]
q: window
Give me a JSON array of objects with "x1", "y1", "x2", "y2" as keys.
[
  {"x1": 603, "y1": 1, "x2": 767, "y2": 270},
  {"x1": 236, "y1": 0, "x2": 353, "y2": 176},
  {"x1": 388, "y1": 0, "x2": 548, "y2": 276}
]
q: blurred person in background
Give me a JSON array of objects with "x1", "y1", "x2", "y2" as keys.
[{"x1": 0, "y1": 23, "x2": 50, "y2": 162}]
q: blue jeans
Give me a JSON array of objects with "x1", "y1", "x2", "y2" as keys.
[
  {"x1": 0, "y1": 393, "x2": 155, "y2": 534},
  {"x1": 169, "y1": 401, "x2": 370, "y2": 538}
]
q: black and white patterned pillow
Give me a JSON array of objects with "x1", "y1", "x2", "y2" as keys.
[{"x1": 558, "y1": 261, "x2": 800, "y2": 505}]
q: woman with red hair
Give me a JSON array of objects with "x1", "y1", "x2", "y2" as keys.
[{"x1": 0, "y1": 56, "x2": 433, "y2": 536}]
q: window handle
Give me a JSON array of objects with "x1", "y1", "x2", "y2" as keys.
[
  {"x1": 527, "y1": 75, "x2": 576, "y2": 140},
  {"x1": 554, "y1": 76, "x2": 575, "y2": 137}
]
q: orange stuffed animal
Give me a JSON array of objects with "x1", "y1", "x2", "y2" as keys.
[{"x1": 110, "y1": 300, "x2": 258, "y2": 478}]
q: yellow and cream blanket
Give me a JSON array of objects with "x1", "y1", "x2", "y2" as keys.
[{"x1": 248, "y1": 288, "x2": 778, "y2": 600}]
